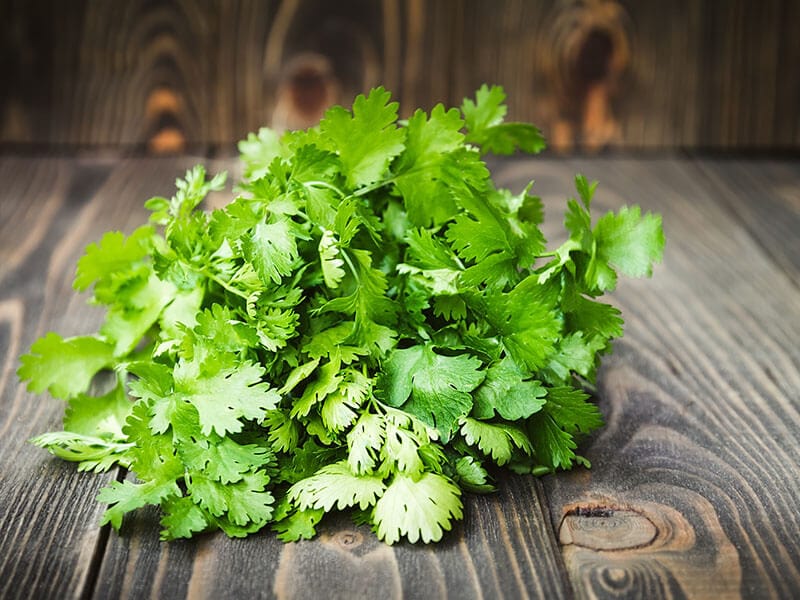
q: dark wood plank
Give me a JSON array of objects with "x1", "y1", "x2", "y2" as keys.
[
  {"x1": 452, "y1": 0, "x2": 800, "y2": 151},
  {"x1": 494, "y1": 158, "x2": 800, "y2": 598},
  {"x1": 690, "y1": 159, "x2": 800, "y2": 286},
  {"x1": 0, "y1": 156, "x2": 206, "y2": 599},
  {"x1": 0, "y1": 0, "x2": 452, "y2": 153},
  {"x1": 0, "y1": 157, "x2": 114, "y2": 600},
  {"x1": 2, "y1": 0, "x2": 799, "y2": 151}
]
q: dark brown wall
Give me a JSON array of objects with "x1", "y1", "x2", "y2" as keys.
[{"x1": 2, "y1": 0, "x2": 799, "y2": 153}]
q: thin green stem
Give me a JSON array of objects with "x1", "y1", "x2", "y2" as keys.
[
  {"x1": 304, "y1": 180, "x2": 346, "y2": 197},
  {"x1": 351, "y1": 176, "x2": 398, "y2": 198},
  {"x1": 202, "y1": 269, "x2": 249, "y2": 300},
  {"x1": 341, "y1": 249, "x2": 360, "y2": 284}
]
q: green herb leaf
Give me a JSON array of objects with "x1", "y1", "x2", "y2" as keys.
[{"x1": 20, "y1": 84, "x2": 663, "y2": 545}]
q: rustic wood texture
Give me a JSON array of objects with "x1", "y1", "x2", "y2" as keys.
[
  {"x1": 2, "y1": 156, "x2": 799, "y2": 598},
  {"x1": 0, "y1": 157, "x2": 203, "y2": 599},
  {"x1": 690, "y1": 159, "x2": 800, "y2": 287},
  {"x1": 494, "y1": 157, "x2": 800, "y2": 598},
  {"x1": 1, "y1": 0, "x2": 799, "y2": 152}
]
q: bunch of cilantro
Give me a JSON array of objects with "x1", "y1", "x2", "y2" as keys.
[{"x1": 18, "y1": 85, "x2": 663, "y2": 544}]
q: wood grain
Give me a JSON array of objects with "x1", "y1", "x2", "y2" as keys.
[
  {"x1": 494, "y1": 158, "x2": 800, "y2": 598},
  {"x1": 690, "y1": 159, "x2": 800, "y2": 286},
  {"x1": 0, "y1": 158, "x2": 114, "y2": 600},
  {"x1": 452, "y1": 0, "x2": 800, "y2": 151},
  {"x1": 0, "y1": 156, "x2": 205, "y2": 599},
  {"x1": 0, "y1": 0, "x2": 451, "y2": 152},
  {"x1": 1, "y1": 0, "x2": 798, "y2": 151}
]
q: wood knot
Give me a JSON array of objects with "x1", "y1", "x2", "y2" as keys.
[
  {"x1": 559, "y1": 505, "x2": 657, "y2": 551},
  {"x1": 332, "y1": 529, "x2": 364, "y2": 550},
  {"x1": 271, "y1": 53, "x2": 341, "y2": 131},
  {"x1": 145, "y1": 87, "x2": 186, "y2": 154},
  {"x1": 601, "y1": 566, "x2": 630, "y2": 588},
  {"x1": 547, "y1": 0, "x2": 630, "y2": 151}
]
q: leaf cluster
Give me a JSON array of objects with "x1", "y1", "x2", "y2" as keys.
[{"x1": 19, "y1": 85, "x2": 663, "y2": 543}]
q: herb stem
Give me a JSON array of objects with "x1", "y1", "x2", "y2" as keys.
[
  {"x1": 341, "y1": 250, "x2": 361, "y2": 284},
  {"x1": 305, "y1": 180, "x2": 345, "y2": 197},
  {"x1": 202, "y1": 269, "x2": 249, "y2": 300}
]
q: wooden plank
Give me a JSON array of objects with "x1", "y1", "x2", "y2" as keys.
[
  {"x1": 690, "y1": 159, "x2": 800, "y2": 286},
  {"x1": 2, "y1": 0, "x2": 799, "y2": 151},
  {"x1": 0, "y1": 157, "x2": 114, "y2": 600},
  {"x1": 0, "y1": 0, "x2": 451, "y2": 152},
  {"x1": 493, "y1": 157, "x2": 800, "y2": 598},
  {"x1": 0, "y1": 156, "x2": 207, "y2": 599}
]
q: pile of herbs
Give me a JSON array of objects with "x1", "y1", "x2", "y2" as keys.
[{"x1": 18, "y1": 86, "x2": 664, "y2": 543}]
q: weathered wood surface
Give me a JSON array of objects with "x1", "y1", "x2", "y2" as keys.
[
  {"x1": 2, "y1": 0, "x2": 799, "y2": 152},
  {"x1": 1, "y1": 156, "x2": 799, "y2": 599},
  {"x1": 494, "y1": 158, "x2": 800, "y2": 599},
  {"x1": 690, "y1": 159, "x2": 800, "y2": 287}
]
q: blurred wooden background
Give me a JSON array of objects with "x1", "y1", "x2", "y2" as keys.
[{"x1": 1, "y1": 0, "x2": 799, "y2": 154}]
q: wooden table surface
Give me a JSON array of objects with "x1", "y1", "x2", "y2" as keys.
[{"x1": 1, "y1": 155, "x2": 798, "y2": 599}]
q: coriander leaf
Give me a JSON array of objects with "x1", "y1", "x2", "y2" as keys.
[
  {"x1": 594, "y1": 205, "x2": 665, "y2": 279},
  {"x1": 318, "y1": 229, "x2": 346, "y2": 288},
  {"x1": 98, "y1": 478, "x2": 181, "y2": 531},
  {"x1": 290, "y1": 359, "x2": 342, "y2": 418},
  {"x1": 18, "y1": 333, "x2": 114, "y2": 399},
  {"x1": 484, "y1": 277, "x2": 562, "y2": 372},
  {"x1": 544, "y1": 387, "x2": 604, "y2": 434},
  {"x1": 562, "y1": 291, "x2": 624, "y2": 343},
  {"x1": 472, "y1": 357, "x2": 546, "y2": 420},
  {"x1": 122, "y1": 401, "x2": 184, "y2": 481},
  {"x1": 575, "y1": 174, "x2": 598, "y2": 207},
  {"x1": 179, "y1": 436, "x2": 273, "y2": 484},
  {"x1": 347, "y1": 413, "x2": 385, "y2": 475},
  {"x1": 373, "y1": 472, "x2": 462, "y2": 544},
  {"x1": 64, "y1": 380, "x2": 132, "y2": 438},
  {"x1": 527, "y1": 413, "x2": 579, "y2": 471},
  {"x1": 288, "y1": 461, "x2": 386, "y2": 511},
  {"x1": 319, "y1": 87, "x2": 405, "y2": 188},
  {"x1": 30, "y1": 431, "x2": 132, "y2": 473},
  {"x1": 193, "y1": 304, "x2": 258, "y2": 353},
  {"x1": 238, "y1": 127, "x2": 283, "y2": 181},
  {"x1": 160, "y1": 495, "x2": 209, "y2": 540},
  {"x1": 100, "y1": 272, "x2": 177, "y2": 356},
  {"x1": 454, "y1": 456, "x2": 495, "y2": 493},
  {"x1": 381, "y1": 417, "x2": 425, "y2": 475},
  {"x1": 243, "y1": 219, "x2": 299, "y2": 285},
  {"x1": 381, "y1": 345, "x2": 484, "y2": 440},
  {"x1": 459, "y1": 417, "x2": 532, "y2": 466},
  {"x1": 545, "y1": 332, "x2": 606, "y2": 383},
  {"x1": 462, "y1": 85, "x2": 545, "y2": 155},
  {"x1": 462, "y1": 84, "x2": 507, "y2": 133},
  {"x1": 320, "y1": 369, "x2": 370, "y2": 432},
  {"x1": 187, "y1": 470, "x2": 274, "y2": 527},
  {"x1": 74, "y1": 226, "x2": 154, "y2": 291},
  {"x1": 469, "y1": 122, "x2": 546, "y2": 155},
  {"x1": 394, "y1": 105, "x2": 464, "y2": 226},
  {"x1": 273, "y1": 507, "x2": 324, "y2": 542},
  {"x1": 263, "y1": 409, "x2": 301, "y2": 453},
  {"x1": 173, "y1": 359, "x2": 280, "y2": 436},
  {"x1": 404, "y1": 228, "x2": 462, "y2": 271}
]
